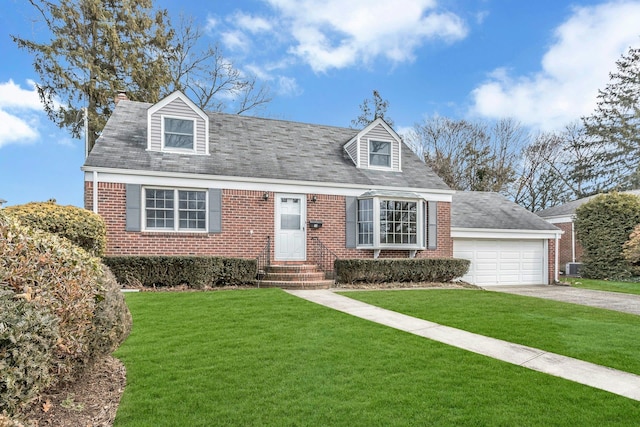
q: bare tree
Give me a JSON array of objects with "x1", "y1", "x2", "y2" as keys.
[
  {"x1": 406, "y1": 116, "x2": 524, "y2": 193},
  {"x1": 351, "y1": 90, "x2": 394, "y2": 128},
  {"x1": 167, "y1": 16, "x2": 271, "y2": 114}
]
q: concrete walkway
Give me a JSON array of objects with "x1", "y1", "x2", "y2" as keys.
[
  {"x1": 484, "y1": 285, "x2": 640, "y2": 315},
  {"x1": 286, "y1": 289, "x2": 640, "y2": 402}
]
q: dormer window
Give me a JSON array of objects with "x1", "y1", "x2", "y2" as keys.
[
  {"x1": 164, "y1": 117, "x2": 195, "y2": 150},
  {"x1": 369, "y1": 140, "x2": 391, "y2": 167}
]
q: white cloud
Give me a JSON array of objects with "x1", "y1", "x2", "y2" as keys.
[
  {"x1": 470, "y1": 1, "x2": 640, "y2": 131},
  {"x1": 0, "y1": 79, "x2": 42, "y2": 109},
  {"x1": 232, "y1": 12, "x2": 272, "y2": 33},
  {"x1": 276, "y1": 76, "x2": 302, "y2": 97},
  {"x1": 221, "y1": 30, "x2": 250, "y2": 51},
  {"x1": 0, "y1": 80, "x2": 42, "y2": 147},
  {"x1": 261, "y1": 0, "x2": 467, "y2": 72}
]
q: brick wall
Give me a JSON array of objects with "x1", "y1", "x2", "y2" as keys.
[
  {"x1": 554, "y1": 221, "x2": 583, "y2": 272},
  {"x1": 547, "y1": 238, "x2": 557, "y2": 284},
  {"x1": 86, "y1": 182, "x2": 453, "y2": 260}
]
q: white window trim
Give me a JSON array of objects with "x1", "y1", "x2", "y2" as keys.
[
  {"x1": 356, "y1": 196, "x2": 426, "y2": 250},
  {"x1": 142, "y1": 186, "x2": 208, "y2": 233},
  {"x1": 161, "y1": 115, "x2": 197, "y2": 154},
  {"x1": 367, "y1": 139, "x2": 394, "y2": 171}
]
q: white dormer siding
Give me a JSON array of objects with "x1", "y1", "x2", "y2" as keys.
[
  {"x1": 343, "y1": 118, "x2": 402, "y2": 171},
  {"x1": 147, "y1": 91, "x2": 209, "y2": 155}
]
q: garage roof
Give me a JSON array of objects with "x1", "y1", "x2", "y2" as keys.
[{"x1": 452, "y1": 192, "x2": 559, "y2": 231}]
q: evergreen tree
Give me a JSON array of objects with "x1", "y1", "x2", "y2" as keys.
[
  {"x1": 12, "y1": 0, "x2": 173, "y2": 152},
  {"x1": 580, "y1": 46, "x2": 640, "y2": 191}
]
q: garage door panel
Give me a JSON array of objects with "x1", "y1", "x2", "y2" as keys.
[{"x1": 453, "y1": 239, "x2": 546, "y2": 286}]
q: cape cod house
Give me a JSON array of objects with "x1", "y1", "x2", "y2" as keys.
[{"x1": 82, "y1": 91, "x2": 561, "y2": 287}]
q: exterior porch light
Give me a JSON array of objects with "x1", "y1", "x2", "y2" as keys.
[
  {"x1": 311, "y1": 195, "x2": 317, "y2": 203},
  {"x1": 262, "y1": 192, "x2": 269, "y2": 201}
]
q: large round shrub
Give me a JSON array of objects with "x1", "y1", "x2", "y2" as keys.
[
  {"x1": 4, "y1": 200, "x2": 106, "y2": 257},
  {"x1": 574, "y1": 192, "x2": 640, "y2": 279},
  {"x1": 0, "y1": 290, "x2": 59, "y2": 418},
  {"x1": 0, "y1": 211, "x2": 131, "y2": 419}
]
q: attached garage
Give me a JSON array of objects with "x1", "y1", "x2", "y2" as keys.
[
  {"x1": 453, "y1": 238, "x2": 546, "y2": 286},
  {"x1": 451, "y1": 192, "x2": 562, "y2": 287}
]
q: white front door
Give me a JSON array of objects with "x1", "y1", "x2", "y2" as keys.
[{"x1": 275, "y1": 194, "x2": 306, "y2": 260}]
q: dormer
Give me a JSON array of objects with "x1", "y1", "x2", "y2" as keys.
[
  {"x1": 343, "y1": 118, "x2": 402, "y2": 172},
  {"x1": 147, "y1": 91, "x2": 209, "y2": 155}
]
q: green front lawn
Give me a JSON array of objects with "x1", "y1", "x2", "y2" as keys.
[
  {"x1": 566, "y1": 277, "x2": 640, "y2": 295},
  {"x1": 114, "y1": 289, "x2": 640, "y2": 426},
  {"x1": 340, "y1": 289, "x2": 640, "y2": 375}
]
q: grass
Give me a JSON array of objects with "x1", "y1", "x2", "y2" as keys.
[
  {"x1": 114, "y1": 289, "x2": 640, "y2": 426},
  {"x1": 565, "y1": 277, "x2": 640, "y2": 295},
  {"x1": 339, "y1": 289, "x2": 640, "y2": 375}
]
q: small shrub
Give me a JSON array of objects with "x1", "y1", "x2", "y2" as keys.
[
  {"x1": 4, "y1": 201, "x2": 106, "y2": 257},
  {"x1": 335, "y1": 258, "x2": 470, "y2": 284},
  {"x1": 575, "y1": 192, "x2": 640, "y2": 279},
  {"x1": 104, "y1": 256, "x2": 257, "y2": 288},
  {"x1": 0, "y1": 290, "x2": 60, "y2": 418}
]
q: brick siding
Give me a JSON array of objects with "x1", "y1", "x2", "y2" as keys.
[{"x1": 86, "y1": 182, "x2": 453, "y2": 260}]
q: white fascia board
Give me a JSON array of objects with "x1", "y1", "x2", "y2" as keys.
[
  {"x1": 82, "y1": 168, "x2": 455, "y2": 201},
  {"x1": 451, "y1": 227, "x2": 563, "y2": 240},
  {"x1": 542, "y1": 215, "x2": 574, "y2": 224}
]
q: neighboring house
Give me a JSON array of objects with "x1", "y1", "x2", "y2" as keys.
[
  {"x1": 537, "y1": 190, "x2": 640, "y2": 274},
  {"x1": 82, "y1": 91, "x2": 560, "y2": 286}
]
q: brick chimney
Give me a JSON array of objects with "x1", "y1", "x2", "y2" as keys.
[{"x1": 114, "y1": 91, "x2": 128, "y2": 104}]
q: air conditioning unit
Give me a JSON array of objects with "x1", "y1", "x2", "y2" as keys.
[{"x1": 566, "y1": 262, "x2": 582, "y2": 276}]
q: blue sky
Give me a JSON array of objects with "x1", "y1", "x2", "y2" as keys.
[{"x1": 1, "y1": 0, "x2": 640, "y2": 207}]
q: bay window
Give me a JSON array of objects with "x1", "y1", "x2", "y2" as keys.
[{"x1": 357, "y1": 196, "x2": 425, "y2": 249}]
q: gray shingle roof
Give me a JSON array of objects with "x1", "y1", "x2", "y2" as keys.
[
  {"x1": 536, "y1": 190, "x2": 640, "y2": 218},
  {"x1": 452, "y1": 192, "x2": 559, "y2": 231},
  {"x1": 84, "y1": 100, "x2": 450, "y2": 191}
]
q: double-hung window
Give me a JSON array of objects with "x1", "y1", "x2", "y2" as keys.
[
  {"x1": 145, "y1": 188, "x2": 206, "y2": 231},
  {"x1": 164, "y1": 117, "x2": 194, "y2": 150},
  {"x1": 369, "y1": 140, "x2": 391, "y2": 168},
  {"x1": 357, "y1": 197, "x2": 425, "y2": 249}
]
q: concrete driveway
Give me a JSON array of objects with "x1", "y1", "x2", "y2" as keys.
[{"x1": 484, "y1": 285, "x2": 640, "y2": 316}]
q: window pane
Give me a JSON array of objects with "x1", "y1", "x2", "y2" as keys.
[
  {"x1": 357, "y1": 198, "x2": 373, "y2": 246},
  {"x1": 145, "y1": 189, "x2": 174, "y2": 229},
  {"x1": 379, "y1": 199, "x2": 417, "y2": 246},
  {"x1": 369, "y1": 140, "x2": 391, "y2": 167},
  {"x1": 164, "y1": 118, "x2": 194, "y2": 149},
  {"x1": 178, "y1": 190, "x2": 206, "y2": 230}
]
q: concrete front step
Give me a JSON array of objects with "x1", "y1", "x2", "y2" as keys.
[{"x1": 257, "y1": 279, "x2": 334, "y2": 290}]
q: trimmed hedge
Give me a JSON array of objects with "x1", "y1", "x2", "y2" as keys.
[
  {"x1": 5, "y1": 201, "x2": 107, "y2": 257},
  {"x1": 104, "y1": 256, "x2": 257, "y2": 288},
  {"x1": 335, "y1": 258, "x2": 470, "y2": 284}
]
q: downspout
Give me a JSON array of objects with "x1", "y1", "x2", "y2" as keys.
[
  {"x1": 555, "y1": 234, "x2": 560, "y2": 283},
  {"x1": 92, "y1": 171, "x2": 98, "y2": 214},
  {"x1": 571, "y1": 221, "x2": 576, "y2": 263}
]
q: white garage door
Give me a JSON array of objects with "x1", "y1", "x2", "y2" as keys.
[{"x1": 453, "y1": 239, "x2": 546, "y2": 286}]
